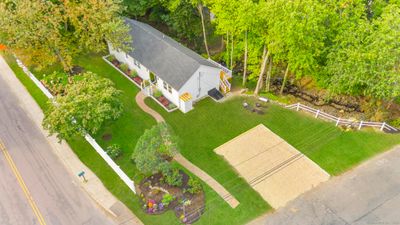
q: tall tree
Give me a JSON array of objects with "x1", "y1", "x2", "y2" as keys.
[
  {"x1": 42, "y1": 72, "x2": 123, "y2": 141},
  {"x1": 0, "y1": 0, "x2": 131, "y2": 71},
  {"x1": 326, "y1": 3, "x2": 400, "y2": 100}
]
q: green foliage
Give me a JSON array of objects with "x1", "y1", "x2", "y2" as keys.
[
  {"x1": 154, "y1": 90, "x2": 163, "y2": 98},
  {"x1": 120, "y1": 63, "x2": 129, "y2": 73},
  {"x1": 161, "y1": 193, "x2": 175, "y2": 206},
  {"x1": 106, "y1": 144, "x2": 123, "y2": 159},
  {"x1": 107, "y1": 55, "x2": 116, "y2": 62},
  {"x1": 162, "y1": 168, "x2": 183, "y2": 186},
  {"x1": 41, "y1": 71, "x2": 70, "y2": 95},
  {"x1": 185, "y1": 176, "x2": 202, "y2": 194},
  {"x1": 389, "y1": 118, "x2": 400, "y2": 128},
  {"x1": 326, "y1": 4, "x2": 400, "y2": 100},
  {"x1": 132, "y1": 123, "x2": 179, "y2": 175},
  {"x1": 0, "y1": 0, "x2": 131, "y2": 71},
  {"x1": 42, "y1": 72, "x2": 123, "y2": 141}
]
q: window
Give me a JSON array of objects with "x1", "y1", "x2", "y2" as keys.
[{"x1": 163, "y1": 81, "x2": 173, "y2": 94}]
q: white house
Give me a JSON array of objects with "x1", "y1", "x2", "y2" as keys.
[{"x1": 108, "y1": 18, "x2": 231, "y2": 113}]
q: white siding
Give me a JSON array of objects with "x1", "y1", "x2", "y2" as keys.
[
  {"x1": 108, "y1": 44, "x2": 150, "y2": 80},
  {"x1": 179, "y1": 65, "x2": 221, "y2": 102},
  {"x1": 154, "y1": 77, "x2": 180, "y2": 107}
]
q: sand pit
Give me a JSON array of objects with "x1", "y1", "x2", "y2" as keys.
[{"x1": 215, "y1": 124, "x2": 330, "y2": 208}]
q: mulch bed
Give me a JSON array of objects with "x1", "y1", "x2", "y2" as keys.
[{"x1": 137, "y1": 171, "x2": 205, "y2": 224}]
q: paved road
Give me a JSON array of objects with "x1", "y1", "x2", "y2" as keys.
[
  {"x1": 253, "y1": 146, "x2": 400, "y2": 225},
  {"x1": 0, "y1": 74, "x2": 115, "y2": 225}
]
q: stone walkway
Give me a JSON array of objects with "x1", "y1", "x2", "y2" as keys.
[
  {"x1": 135, "y1": 91, "x2": 240, "y2": 208},
  {"x1": 0, "y1": 55, "x2": 143, "y2": 225}
]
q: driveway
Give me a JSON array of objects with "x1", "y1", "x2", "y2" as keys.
[{"x1": 250, "y1": 146, "x2": 400, "y2": 225}]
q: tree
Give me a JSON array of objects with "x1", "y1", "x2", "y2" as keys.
[
  {"x1": 42, "y1": 72, "x2": 123, "y2": 140},
  {"x1": 326, "y1": 3, "x2": 400, "y2": 100},
  {"x1": 132, "y1": 123, "x2": 179, "y2": 175},
  {"x1": 0, "y1": 0, "x2": 131, "y2": 71}
]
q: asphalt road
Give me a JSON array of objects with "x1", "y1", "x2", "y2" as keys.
[
  {"x1": 254, "y1": 146, "x2": 400, "y2": 225},
  {"x1": 0, "y1": 74, "x2": 115, "y2": 225}
]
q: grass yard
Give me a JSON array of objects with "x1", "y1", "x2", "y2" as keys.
[
  {"x1": 145, "y1": 97, "x2": 400, "y2": 177},
  {"x1": 3, "y1": 53, "x2": 271, "y2": 225}
]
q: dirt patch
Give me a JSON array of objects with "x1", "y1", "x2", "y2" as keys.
[
  {"x1": 102, "y1": 133, "x2": 112, "y2": 141},
  {"x1": 137, "y1": 171, "x2": 205, "y2": 224},
  {"x1": 215, "y1": 124, "x2": 330, "y2": 209}
]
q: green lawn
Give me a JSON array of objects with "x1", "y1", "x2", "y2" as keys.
[
  {"x1": 3, "y1": 53, "x2": 270, "y2": 225},
  {"x1": 145, "y1": 97, "x2": 400, "y2": 176}
]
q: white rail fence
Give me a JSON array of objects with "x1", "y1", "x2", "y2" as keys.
[
  {"x1": 286, "y1": 103, "x2": 398, "y2": 133},
  {"x1": 15, "y1": 58, "x2": 136, "y2": 194}
]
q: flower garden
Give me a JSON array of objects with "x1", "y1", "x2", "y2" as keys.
[
  {"x1": 132, "y1": 123, "x2": 206, "y2": 224},
  {"x1": 106, "y1": 55, "x2": 142, "y2": 86}
]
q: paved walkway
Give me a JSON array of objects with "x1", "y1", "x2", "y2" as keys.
[
  {"x1": 248, "y1": 145, "x2": 400, "y2": 225},
  {"x1": 135, "y1": 91, "x2": 240, "y2": 208},
  {"x1": 0, "y1": 55, "x2": 143, "y2": 225}
]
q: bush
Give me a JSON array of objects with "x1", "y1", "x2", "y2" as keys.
[
  {"x1": 41, "y1": 71, "x2": 69, "y2": 95},
  {"x1": 119, "y1": 63, "x2": 129, "y2": 73},
  {"x1": 161, "y1": 193, "x2": 175, "y2": 207},
  {"x1": 389, "y1": 118, "x2": 400, "y2": 128},
  {"x1": 162, "y1": 168, "x2": 182, "y2": 187},
  {"x1": 107, "y1": 55, "x2": 116, "y2": 62},
  {"x1": 106, "y1": 144, "x2": 122, "y2": 159},
  {"x1": 132, "y1": 123, "x2": 179, "y2": 175},
  {"x1": 154, "y1": 90, "x2": 163, "y2": 98},
  {"x1": 185, "y1": 177, "x2": 202, "y2": 194}
]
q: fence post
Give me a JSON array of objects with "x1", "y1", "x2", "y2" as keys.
[
  {"x1": 358, "y1": 121, "x2": 363, "y2": 130},
  {"x1": 336, "y1": 118, "x2": 340, "y2": 126},
  {"x1": 315, "y1": 110, "x2": 320, "y2": 118},
  {"x1": 380, "y1": 122, "x2": 386, "y2": 131},
  {"x1": 296, "y1": 103, "x2": 300, "y2": 111}
]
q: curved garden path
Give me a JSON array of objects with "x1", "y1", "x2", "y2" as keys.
[{"x1": 135, "y1": 91, "x2": 239, "y2": 208}]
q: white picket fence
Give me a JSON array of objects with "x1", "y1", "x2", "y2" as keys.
[
  {"x1": 286, "y1": 103, "x2": 398, "y2": 133},
  {"x1": 15, "y1": 58, "x2": 136, "y2": 194}
]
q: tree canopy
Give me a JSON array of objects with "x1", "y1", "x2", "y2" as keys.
[
  {"x1": 0, "y1": 0, "x2": 131, "y2": 71},
  {"x1": 42, "y1": 72, "x2": 123, "y2": 140},
  {"x1": 132, "y1": 123, "x2": 179, "y2": 175}
]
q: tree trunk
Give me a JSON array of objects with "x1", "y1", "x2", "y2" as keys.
[
  {"x1": 242, "y1": 30, "x2": 248, "y2": 87},
  {"x1": 197, "y1": 4, "x2": 210, "y2": 58},
  {"x1": 280, "y1": 64, "x2": 290, "y2": 95},
  {"x1": 254, "y1": 46, "x2": 269, "y2": 96},
  {"x1": 54, "y1": 48, "x2": 72, "y2": 73},
  {"x1": 230, "y1": 32, "x2": 234, "y2": 70},
  {"x1": 226, "y1": 31, "x2": 229, "y2": 66},
  {"x1": 265, "y1": 56, "x2": 273, "y2": 92}
]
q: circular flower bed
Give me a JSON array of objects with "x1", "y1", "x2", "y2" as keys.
[{"x1": 138, "y1": 170, "x2": 205, "y2": 224}]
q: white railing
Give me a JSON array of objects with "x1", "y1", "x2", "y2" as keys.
[
  {"x1": 15, "y1": 57, "x2": 136, "y2": 194},
  {"x1": 286, "y1": 103, "x2": 399, "y2": 133}
]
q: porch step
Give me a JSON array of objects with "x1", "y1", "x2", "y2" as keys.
[{"x1": 208, "y1": 88, "x2": 224, "y2": 101}]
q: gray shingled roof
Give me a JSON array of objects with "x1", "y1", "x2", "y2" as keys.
[{"x1": 125, "y1": 18, "x2": 219, "y2": 90}]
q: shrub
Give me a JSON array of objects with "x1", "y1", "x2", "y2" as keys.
[
  {"x1": 132, "y1": 123, "x2": 179, "y2": 175},
  {"x1": 185, "y1": 177, "x2": 202, "y2": 194},
  {"x1": 119, "y1": 63, "x2": 129, "y2": 73},
  {"x1": 107, "y1": 55, "x2": 116, "y2": 62},
  {"x1": 154, "y1": 90, "x2": 163, "y2": 98},
  {"x1": 163, "y1": 168, "x2": 182, "y2": 187},
  {"x1": 106, "y1": 144, "x2": 122, "y2": 159},
  {"x1": 41, "y1": 71, "x2": 69, "y2": 95},
  {"x1": 161, "y1": 193, "x2": 175, "y2": 207},
  {"x1": 389, "y1": 118, "x2": 400, "y2": 128},
  {"x1": 131, "y1": 70, "x2": 138, "y2": 77}
]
